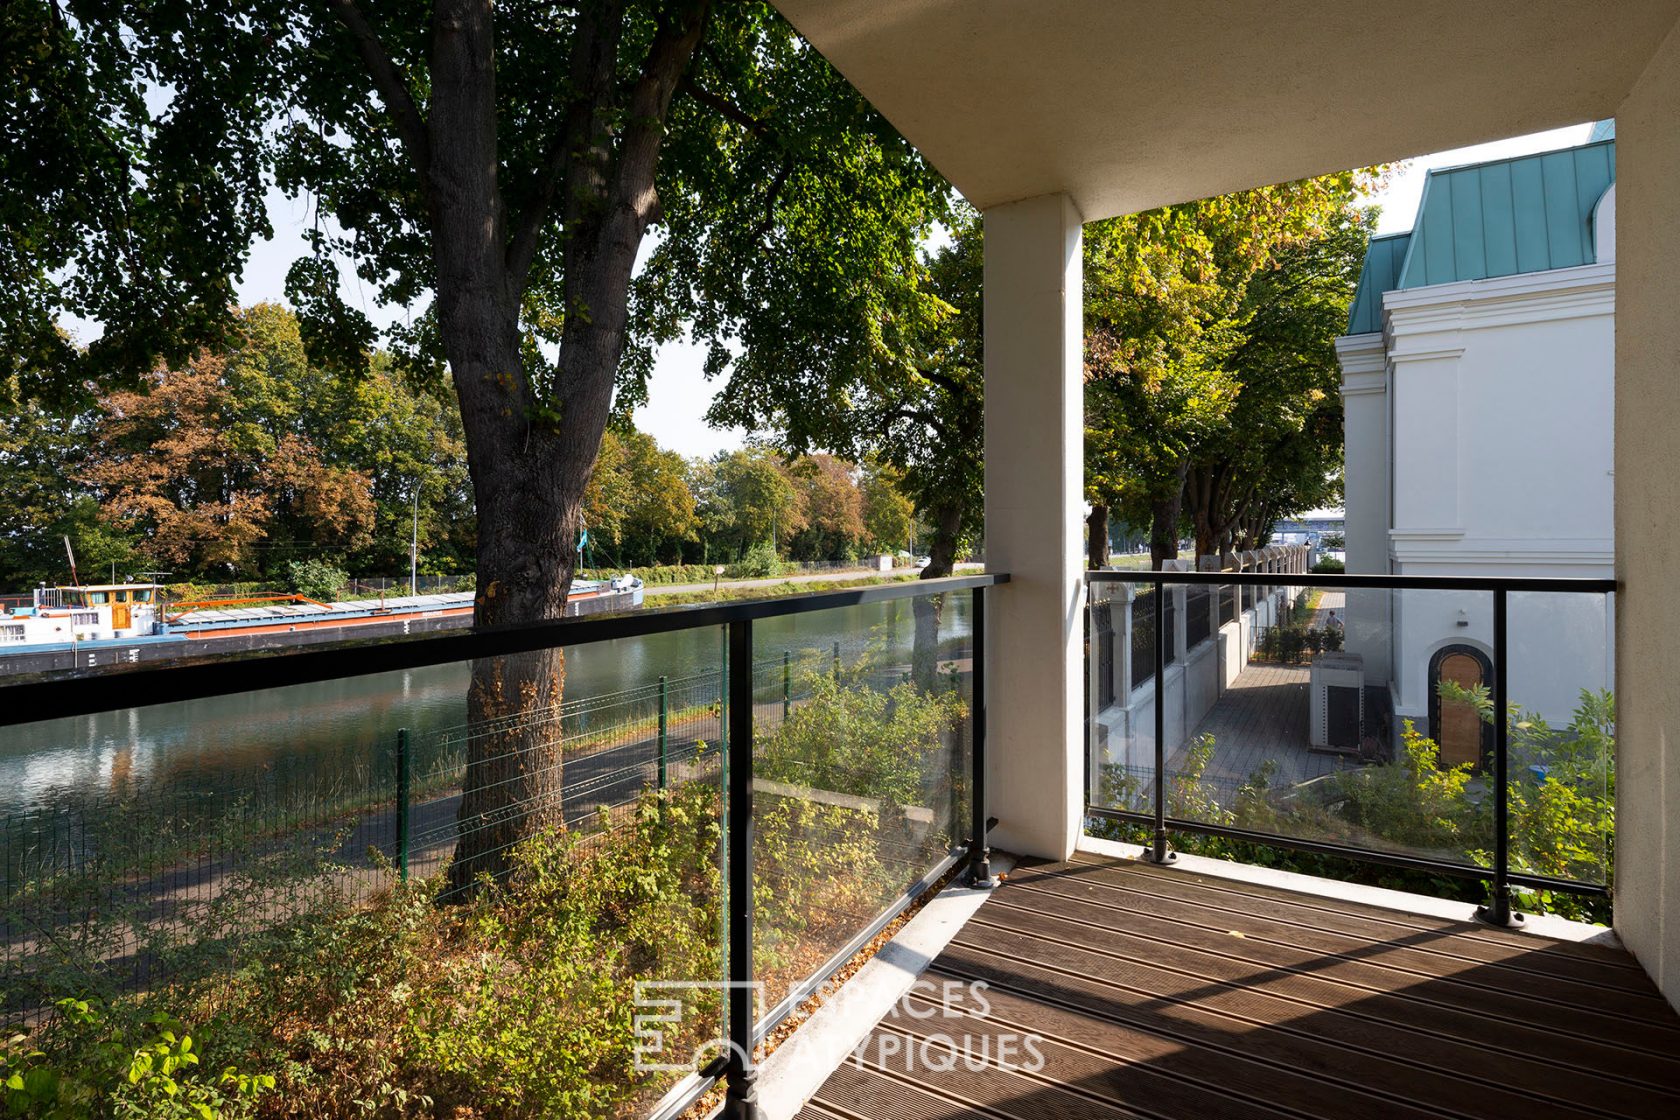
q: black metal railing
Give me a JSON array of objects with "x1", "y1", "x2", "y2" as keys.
[
  {"x1": 0, "y1": 573, "x2": 1005, "y2": 1120},
  {"x1": 1081, "y1": 564, "x2": 1619, "y2": 926}
]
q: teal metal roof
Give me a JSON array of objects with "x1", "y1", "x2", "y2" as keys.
[
  {"x1": 1344, "y1": 137, "x2": 1615, "y2": 334},
  {"x1": 1345, "y1": 233, "x2": 1411, "y2": 335}
]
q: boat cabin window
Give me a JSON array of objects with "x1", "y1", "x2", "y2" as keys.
[
  {"x1": 90, "y1": 591, "x2": 109, "y2": 604},
  {"x1": 134, "y1": 589, "x2": 153, "y2": 602}
]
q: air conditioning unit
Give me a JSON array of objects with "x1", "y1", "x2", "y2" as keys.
[{"x1": 1310, "y1": 652, "x2": 1365, "y2": 754}]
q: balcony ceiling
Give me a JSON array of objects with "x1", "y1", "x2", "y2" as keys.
[{"x1": 771, "y1": 1, "x2": 1680, "y2": 221}]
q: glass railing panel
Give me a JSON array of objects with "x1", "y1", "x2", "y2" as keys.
[
  {"x1": 1090, "y1": 578, "x2": 1513, "y2": 871},
  {"x1": 1506, "y1": 589, "x2": 1615, "y2": 898},
  {"x1": 750, "y1": 589, "x2": 973, "y2": 1022},
  {"x1": 1087, "y1": 579, "x2": 1156, "y2": 818},
  {"x1": 0, "y1": 635, "x2": 732, "y2": 1116}
]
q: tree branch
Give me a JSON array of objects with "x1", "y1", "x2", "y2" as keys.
[
  {"x1": 506, "y1": 1, "x2": 626, "y2": 290},
  {"x1": 679, "y1": 73, "x2": 772, "y2": 139},
  {"x1": 325, "y1": 0, "x2": 432, "y2": 206}
]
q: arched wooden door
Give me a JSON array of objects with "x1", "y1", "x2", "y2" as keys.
[{"x1": 1430, "y1": 646, "x2": 1493, "y2": 770}]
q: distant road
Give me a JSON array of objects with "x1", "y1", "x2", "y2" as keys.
[{"x1": 645, "y1": 562, "x2": 984, "y2": 599}]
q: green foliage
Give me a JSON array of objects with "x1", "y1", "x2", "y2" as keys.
[
  {"x1": 1, "y1": 999, "x2": 272, "y2": 1120},
  {"x1": 757, "y1": 660, "x2": 967, "y2": 808},
  {"x1": 1083, "y1": 174, "x2": 1375, "y2": 560},
  {"x1": 1310, "y1": 557, "x2": 1345, "y2": 574},
  {"x1": 1254, "y1": 620, "x2": 1341, "y2": 664},
  {"x1": 1092, "y1": 688, "x2": 1615, "y2": 924},
  {"x1": 284, "y1": 560, "x2": 346, "y2": 603},
  {"x1": 726, "y1": 541, "x2": 785, "y2": 580}
]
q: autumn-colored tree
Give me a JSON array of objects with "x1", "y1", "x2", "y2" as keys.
[
  {"x1": 787, "y1": 454, "x2": 865, "y2": 561},
  {"x1": 82, "y1": 309, "x2": 376, "y2": 578}
]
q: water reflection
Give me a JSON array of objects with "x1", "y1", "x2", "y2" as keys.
[{"x1": 0, "y1": 597, "x2": 970, "y2": 816}]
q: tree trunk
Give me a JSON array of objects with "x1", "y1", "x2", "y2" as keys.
[
  {"x1": 413, "y1": 0, "x2": 706, "y2": 895},
  {"x1": 919, "y1": 500, "x2": 965, "y2": 579},
  {"x1": 1149, "y1": 463, "x2": 1188, "y2": 569},
  {"x1": 912, "y1": 500, "x2": 964, "y2": 689},
  {"x1": 1087, "y1": 502, "x2": 1110, "y2": 569},
  {"x1": 1149, "y1": 493, "x2": 1179, "y2": 569}
]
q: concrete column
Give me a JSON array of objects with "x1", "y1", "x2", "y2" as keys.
[
  {"x1": 1615, "y1": 16, "x2": 1680, "y2": 1012},
  {"x1": 983, "y1": 192, "x2": 1083, "y2": 860}
]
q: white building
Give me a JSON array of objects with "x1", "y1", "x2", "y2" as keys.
[{"x1": 1337, "y1": 128, "x2": 1617, "y2": 764}]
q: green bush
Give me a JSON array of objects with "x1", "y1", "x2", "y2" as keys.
[
  {"x1": 284, "y1": 560, "x2": 348, "y2": 602},
  {"x1": 576, "y1": 564, "x2": 714, "y2": 585},
  {"x1": 1310, "y1": 556, "x2": 1345, "y2": 574},
  {"x1": 726, "y1": 542, "x2": 783, "y2": 579},
  {"x1": 1090, "y1": 687, "x2": 1615, "y2": 924},
  {"x1": 1, "y1": 999, "x2": 273, "y2": 1119}
]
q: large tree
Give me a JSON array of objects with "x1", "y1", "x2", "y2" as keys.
[
  {"x1": 5, "y1": 2, "x2": 949, "y2": 886},
  {"x1": 710, "y1": 207, "x2": 981, "y2": 578},
  {"x1": 1083, "y1": 174, "x2": 1372, "y2": 569}
]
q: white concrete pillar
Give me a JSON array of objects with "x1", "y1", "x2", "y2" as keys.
[
  {"x1": 983, "y1": 192, "x2": 1084, "y2": 861},
  {"x1": 1615, "y1": 15, "x2": 1680, "y2": 1012}
]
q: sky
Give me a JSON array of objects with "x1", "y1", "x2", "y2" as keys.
[{"x1": 97, "y1": 120, "x2": 1598, "y2": 461}]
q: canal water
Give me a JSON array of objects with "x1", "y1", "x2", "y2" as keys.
[{"x1": 0, "y1": 595, "x2": 973, "y2": 818}]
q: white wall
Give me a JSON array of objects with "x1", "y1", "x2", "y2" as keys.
[
  {"x1": 1614, "y1": 17, "x2": 1680, "y2": 1011},
  {"x1": 1341, "y1": 261, "x2": 1617, "y2": 738},
  {"x1": 1337, "y1": 333, "x2": 1393, "y2": 681},
  {"x1": 1383, "y1": 266, "x2": 1615, "y2": 575},
  {"x1": 982, "y1": 192, "x2": 1084, "y2": 861}
]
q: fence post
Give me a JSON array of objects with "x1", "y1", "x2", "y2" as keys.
[
  {"x1": 657, "y1": 676, "x2": 669, "y2": 790},
  {"x1": 832, "y1": 640, "x2": 841, "y2": 675},
  {"x1": 782, "y1": 650, "x2": 791, "y2": 720},
  {"x1": 967, "y1": 587, "x2": 995, "y2": 887},
  {"x1": 719, "y1": 629, "x2": 729, "y2": 758},
  {"x1": 1477, "y1": 588, "x2": 1522, "y2": 927},
  {"x1": 396, "y1": 728, "x2": 411, "y2": 882},
  {"x1": 723, "y1": 619, "x2": 761, "y2": 1119},
  {"x1": 1144, "y1": 578, "x2": 1176, "y2": 865}
]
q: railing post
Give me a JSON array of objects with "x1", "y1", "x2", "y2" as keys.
[
  {"x1": 657, "y1": 675, "x2": 669, "y2": 791},
  {"x1": 1144, "y1": 578, "x2": 1176, "y2": 864},
  {"x1": 967, "y1": 587, "x2": 995, "y2": 888},
  {"x1": 1477, "y1": 587, "x2": 1522, "y2": 927},
  {"x1": 719, "y1": 629, "x2": 729, "y2": 757},
  {"x1": 723, "y1": 618, "x2": 761, "y2": 1119},
  {"x1": 782, "y1": 650, "x2": 791, "y2": 720},
  {"x1": 395, "y1": 728, "x2": 411, "y2": 882}
]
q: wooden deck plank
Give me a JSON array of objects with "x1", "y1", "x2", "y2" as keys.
[
  {"x1": 978, "y1": 889, "x2": 1675, "y2": 1046},
  {"x1": 796, "y1": 855, "x2": 1680, "y2": 1120},
  {"x1": 1071, "y1": 855, "x2": 1640, "y2": 969},
  {"x1": 894, "y1": 985, "x2": 1444, "y2": 1120},
  {"x1": 1001, "y1": 873, "x2": 1673, "y2": 1020},
  {"x1": 958, "y1": 906, "x2": 1680, "y2": 1074}
]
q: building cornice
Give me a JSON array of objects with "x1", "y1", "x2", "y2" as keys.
[{"x1": 1383, "y1": 262, "x2": 1615, "y2": 336}]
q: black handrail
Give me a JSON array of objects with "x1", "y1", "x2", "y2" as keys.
[
  {"x1": 1084, "y1": 569, "x2": 1616, "y2": 920},
  {"x1": 0, "y1": 573, "x2": 1008, "y2": 728},
  {"x1": 1088, "y1": 569, "x2": 1616, "y2": 593}
]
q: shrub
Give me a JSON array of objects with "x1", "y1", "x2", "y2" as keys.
[
  {"x1": 1310, "y1": 556, "x2": 1345, "y2": 574},
  {"x1": 1, "y1": 999, "x2": 273, "y2": 1119},
  {"x1": 285, "y1": 559, "x2": 348, "y2": 602},
  {"x1": 726, "y1": 542, "x2": 783, "y2": 579}
]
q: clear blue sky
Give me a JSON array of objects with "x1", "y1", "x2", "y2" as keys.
[{"x1": 68, "y1": 122, "x2": 1595, "y2": 460}]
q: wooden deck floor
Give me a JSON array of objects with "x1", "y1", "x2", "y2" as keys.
[{"x1": 796, "y1": 854, "x2": 1680, "y2": 1120}]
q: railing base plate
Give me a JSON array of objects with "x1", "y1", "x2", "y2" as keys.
[{"x1": 1474, "y1": 904, "x2": 1526, "y2": 929}]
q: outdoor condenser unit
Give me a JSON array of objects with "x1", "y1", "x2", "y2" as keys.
[{"x1": 1310, "y1": 652, "x2": 1365, "y2": 753}]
